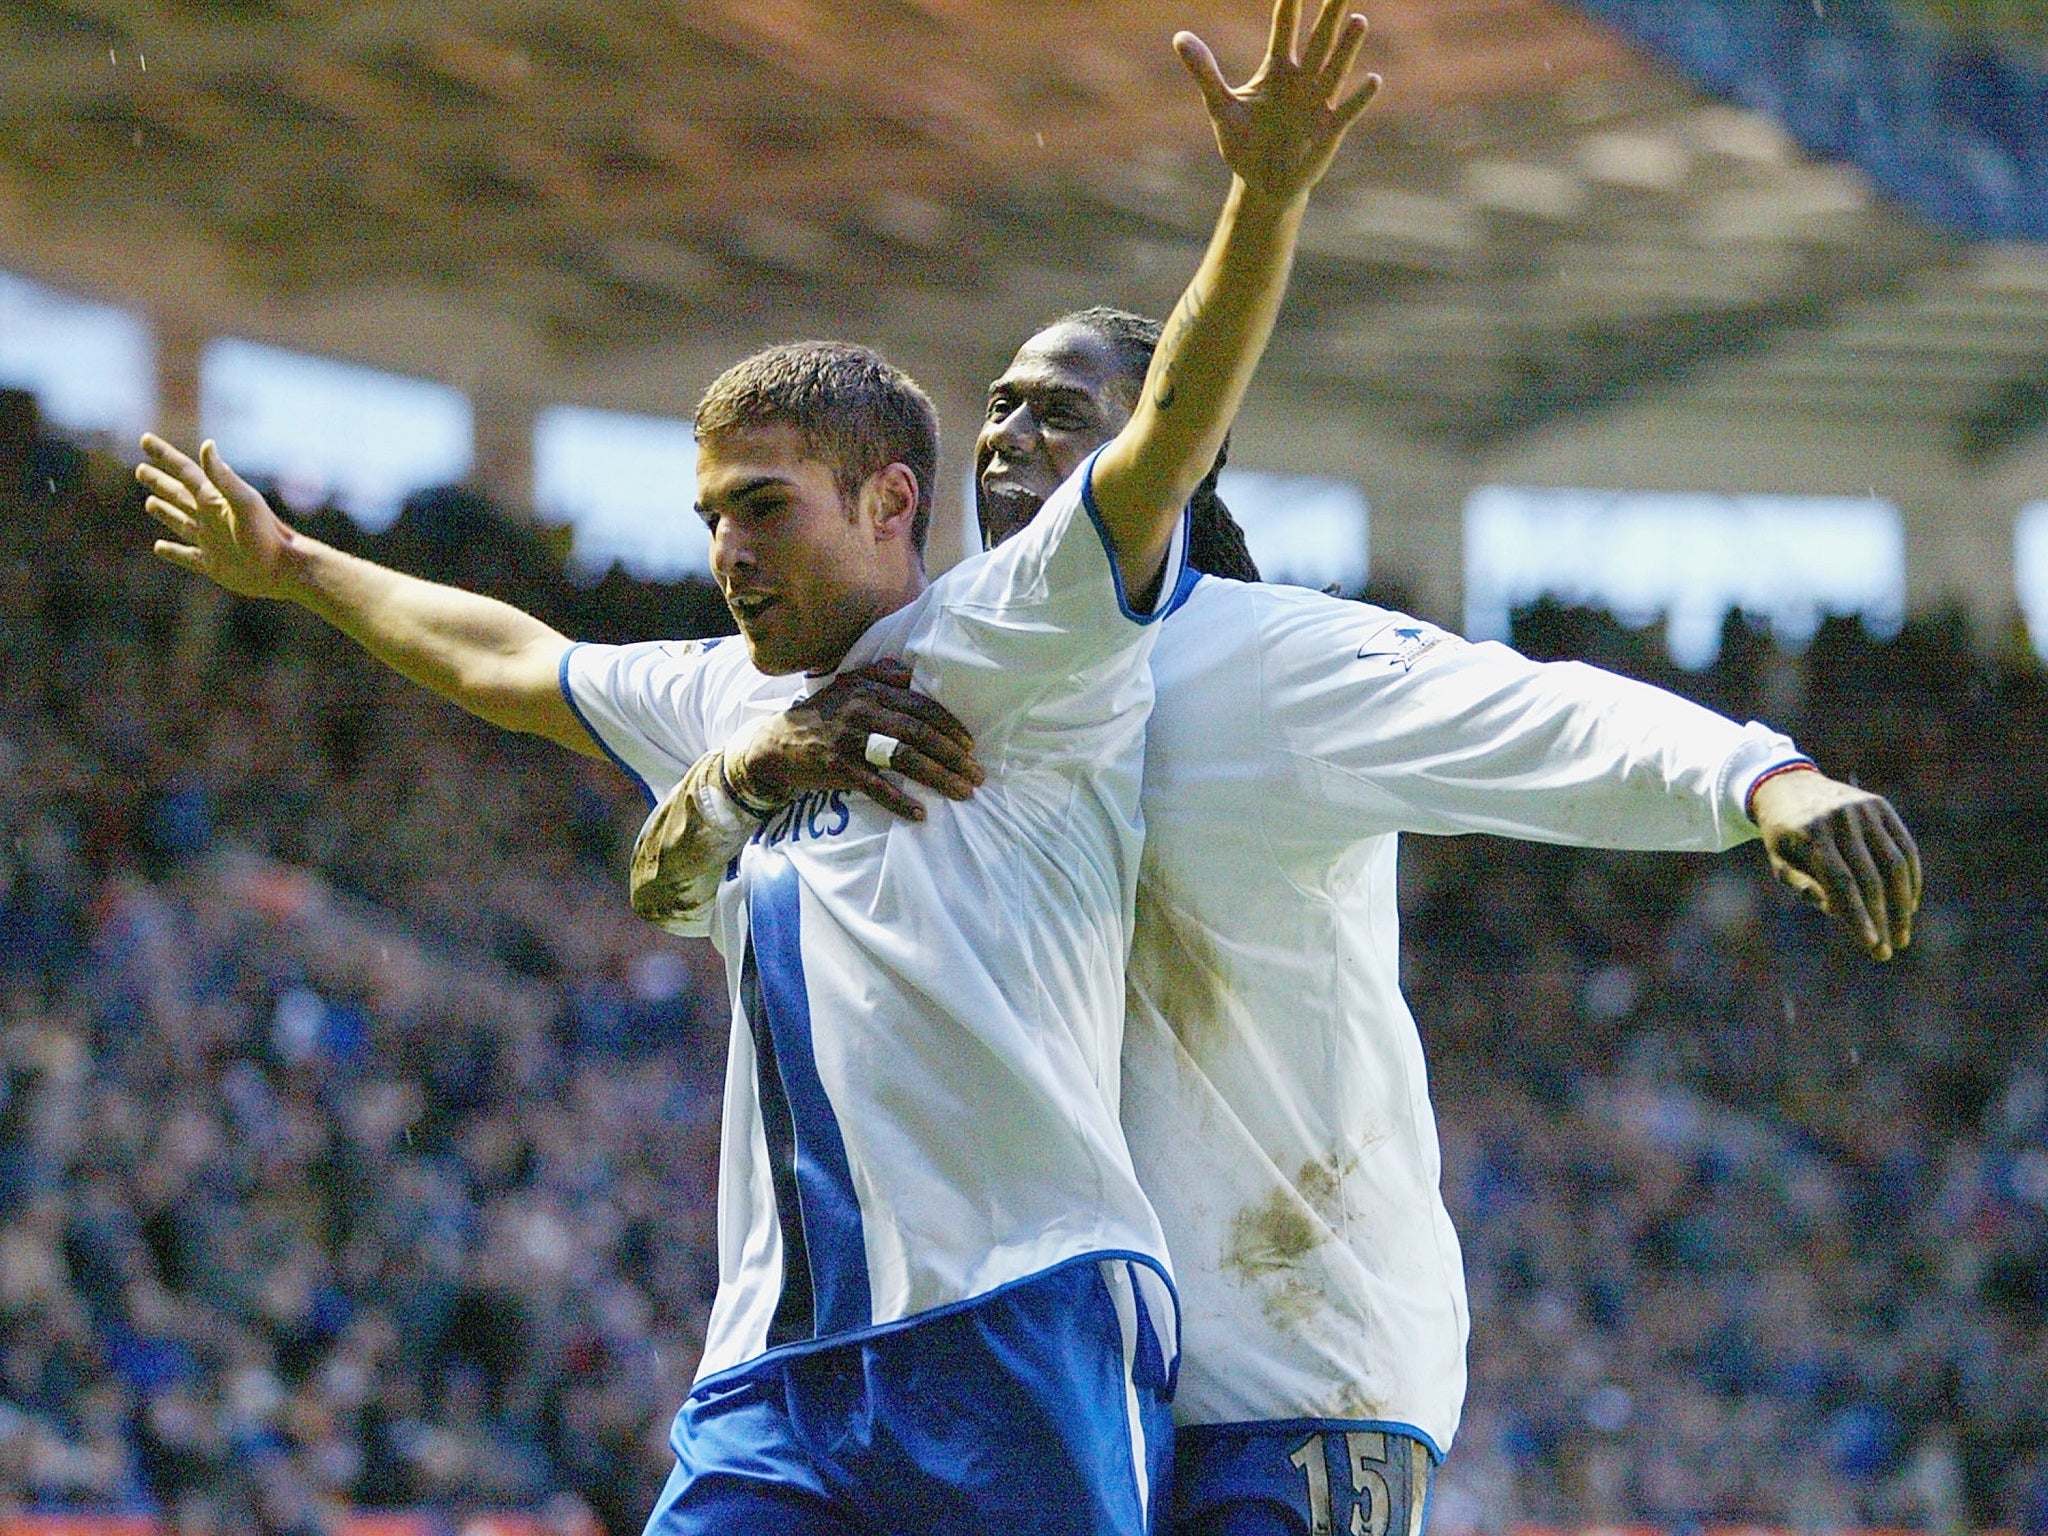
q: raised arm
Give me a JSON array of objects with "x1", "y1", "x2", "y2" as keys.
[
  {"x1": 138, "y1": 433, "x2": 595, "y2": 755},
  {"x1": 1090, "y1": 0, "x2": 1379, "y2": 598}
]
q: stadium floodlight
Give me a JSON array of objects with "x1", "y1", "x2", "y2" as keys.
[
  {"x1": 2017, "y1": 503, "x2": 2048, "y2": 663},
  {"x1": 199, "y1": 338, "x2": 472, "y2": 531},
  {"x1": 1217, "y1": 469, "x2": 1370, "y2": 594},
  {"x1": 0, "y1": 269, "x2": 155, "y2": 443},
  {"x1": 534, "y1": 406, "x2": 708, "y2": 583},
  {"x1": 1465, "y1": 485, "x2": 1905, "y2": 667}
]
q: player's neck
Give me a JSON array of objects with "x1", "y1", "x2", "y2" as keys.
[{"x1": 805, "y1": 565, "x2": 928, "y2": 677}]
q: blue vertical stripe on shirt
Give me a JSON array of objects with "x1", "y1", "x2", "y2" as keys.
[{"x1": 743, "y1": 852, "x2": 873, "y2": 1341}]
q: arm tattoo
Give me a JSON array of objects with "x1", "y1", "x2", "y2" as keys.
[{"x1": 1154, "y1": 286, "x2": 1207, "y2": 411}]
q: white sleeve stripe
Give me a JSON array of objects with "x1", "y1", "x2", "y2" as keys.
[{"x1": 558, "y1": 642, "x2": 657, "y2": 807}]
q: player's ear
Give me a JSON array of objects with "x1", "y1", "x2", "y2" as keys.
[{"x1": 864, "y1": 462, "x2": 920, "y2": 545}]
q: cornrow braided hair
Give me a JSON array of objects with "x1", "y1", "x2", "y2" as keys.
[{"x1": 1054, "y1": 306, "x2": 1262, "y2": 585}]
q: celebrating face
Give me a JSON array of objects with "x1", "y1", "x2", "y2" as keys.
[
  {"x1": 696, "y1": 422, "x2": 919, "y2": 676},
  {"x1": 975, "y1": 322, "x2": 1138, "y2": 551}
]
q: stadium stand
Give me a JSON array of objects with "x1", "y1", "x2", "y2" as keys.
[
  {"x1": 3, "y1": 391, "x2": 2046, "y2": 1535},
  {"x1": 0, "y1": 392, "x2": 726, "y2": 1536}
]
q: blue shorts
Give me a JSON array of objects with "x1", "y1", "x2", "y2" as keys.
[
  {"x1": 643, "y1": 1258, "x2": 1175, "y2": 1536},
  {"x1": 1169, "y1": 1420, "x2": 1437, "y2": 1536}
]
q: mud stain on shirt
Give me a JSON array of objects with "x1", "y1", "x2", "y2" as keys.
[
  {"x1": 1263, "y1": 1274, "x2": 1326, "y2": 1329},
  {"x1": 1321, "y1": 1381, "x2": 1394, "y2": 1421},
  {"x1": 1224, "y1": 1184, "x2": 1333, "y2": 1330},
  {"x1": 1298, "y1": 1153, "x2": 1350, "y2": 1219},
  {"x1": 1223, "y1": 1153, "x2": 1366, "y2": 1330},
  {"x1": 1128, "y1": 859, "x2": 1235, "y2": 1065},
  {"x1": 1224, "y1": 1184, "x2": 1326, "y2": 1279}
]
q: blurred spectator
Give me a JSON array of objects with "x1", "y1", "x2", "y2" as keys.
[{"x1": 3, "y1": 409, "x2": 2044, "y2": 1531}]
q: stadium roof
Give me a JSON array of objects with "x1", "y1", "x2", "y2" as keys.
[{"x1": 2, "y1": 0, "x2": 2041, "y2": 454}]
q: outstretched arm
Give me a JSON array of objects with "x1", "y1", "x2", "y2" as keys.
[
  {"x1": 1090, "y1": 0, "x2": 1379, "y2": 600},
  {"x1": 138, "y1": 433, "x2": 595, "y2": 756},
  {"x1": 1247, "y1": 604, "x2": 1920, "y2": 962},
  {"x1": 1748, "y1": 766, "x2": 1920, "y2": 961}
]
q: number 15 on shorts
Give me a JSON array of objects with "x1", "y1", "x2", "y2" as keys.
[{"x1": 1288, "y1": 1430, "x2": 1399, "y2": 1536}]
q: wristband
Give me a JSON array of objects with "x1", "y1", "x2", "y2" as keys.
[{"x1": 1744, "y1": 757, "x2": 1818, "y2": 822}]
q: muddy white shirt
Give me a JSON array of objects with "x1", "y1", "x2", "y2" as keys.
[
  {"x1": 563, "y1": 453, "x2": 1191, "y2": 1387},
  {"x1": 1125, "y1": 577, "x2": 1807, "y2": 1452}
]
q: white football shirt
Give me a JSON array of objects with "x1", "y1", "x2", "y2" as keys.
[
  {"x1": 563, "y1": 454, "x2": 1191, "y2": 1386},
  {"x1": 1125, "y1": 577, "x2": 1808, "y2": 1452}
]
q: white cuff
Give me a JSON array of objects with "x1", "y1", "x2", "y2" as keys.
[
  {"x1": 1720, "y1": 726, "x2": 1812, "y2": 838},
  {"x1": 692, "y1": 767, "x2": 762, "y2": 840}
]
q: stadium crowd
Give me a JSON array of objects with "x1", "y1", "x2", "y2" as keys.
[{"x1": 2, "y1": 394, "x2": 2045, "y2": 1534}]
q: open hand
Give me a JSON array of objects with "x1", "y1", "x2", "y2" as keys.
[
  {"x1": 1174, "y1": 0, "x2": 1380, "y2": 206},
  {"x1": 136, "y1": 434, "x2": 295, "y2": 599},
  {"x1": 1751, "y1": 767, "x2": 1921, "y2": 961},
  {"x1": 731, "y1": 661, "x2": 984, "y2": 823}
]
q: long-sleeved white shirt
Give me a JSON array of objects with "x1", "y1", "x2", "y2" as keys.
[{"x1": 1126, "y1": 576, "x2": 1803, "y2": 1450}]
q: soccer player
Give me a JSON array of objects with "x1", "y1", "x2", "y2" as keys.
[
  {"x1": 135, "y1": 4, "x2": 1382, "y2": 1531},
  {"x1": 632, "y1": 314, "x2": 1921, "y2": 1536}
]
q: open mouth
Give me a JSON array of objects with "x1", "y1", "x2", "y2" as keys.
[
  {"x1": 978, "y1": 480, "x2": 1043, "y2": 544},
  {"x1": 980, "y1": 479, "x2": 1042, "y2": 515},
  {"x1": 728, "y1": 593, "x2": 777, "y2": 624}
]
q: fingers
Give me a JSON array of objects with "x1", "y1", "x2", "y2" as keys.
[
  {"x1": 1173, "y1": 31, "x2": 1235, "y2": 119},
  {"x1": 1775, "y1": 817, "x2": 1890, "y2": 961},
  {"x1": 1835, "y1": 812, "x2": 1892, "y2": 960},
  {"x1": 837, "y1": 704, "x2": 977, "y2": 800},
  {"x1": 1182, "y1": 1, "x2": 1378, "y2": 196},
  {"x1": 144, "y1": 493, "x2": 199, "y2": 541},
  {"x1": 1884, "y1": 799, "x2": 1923, "y2": 913},
  {"x1": 1323, "y1": 14, "x2": 1380, "y2": 134},
  {"x1": 900, "y1": 747, "x2": 973, "y2": 794},
  {"x1": 199, "y1": 440, "x2": 262, "y2": 510},
  {"x1": 850, "y1": 659, "x2": 914, "y2": 690},
  {"x1": 1264, "y1": 0, "x2": 1303, "y2": 66},
  {"x1": 845, "y1": 764, "x2": 927, "y2": 823},
  {"x1": 1869, "y1": 803, "x2": 1919, "y2": 952},
  {"x1": 882, "y1": 727, "x2": 980, "y2": 799},
  {"x1": 1800, "y1": 822, "x2": 1879, "y2": 957},
  {"x1": 150, "y1": 539, "x2": 206, "y2": 573},
  {"x1": 1767, "y1": 840, "x2": 1831, "y2": 913},
  {"x1": 1335, "y1": 69, "x2": 1384, "y2": 126},
  {"x1": 1763, "y1": 785, "x2": 1927, "y2": 963},
  {"x1": 830, "y1": 665, "x2": 981, "y2": 788},
  {"x1": 1332, "y1": 67, "x2": 1382, "y2": 133},
  {"x1": 845, "y1": 663, "x2": 976, "y2": 753},
  {"x1": 1806, "y1": 799, "x2": 1927, "y2": 960},
  {"x1": 137, "y1": 461, "x2": 199, "y2": 514},
  {"x1": 1302, "y1": 0, "x2": 1349, "y2": 76},
  {"x1": 1319, "y1": 12, "x2": 1371, "y2": 96},
  {"x1": 139, "y1": 432, "x2": 211, "y2": 502},
  {"x1": 853, "y1": 710, "x2": 979, "y2": 798},
  {"x1": 762, "y1": 670, "x2": 984, "y2": 811},
  {"x1": 881, "y1": 686, "x2": 976, "y2": 755}
]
